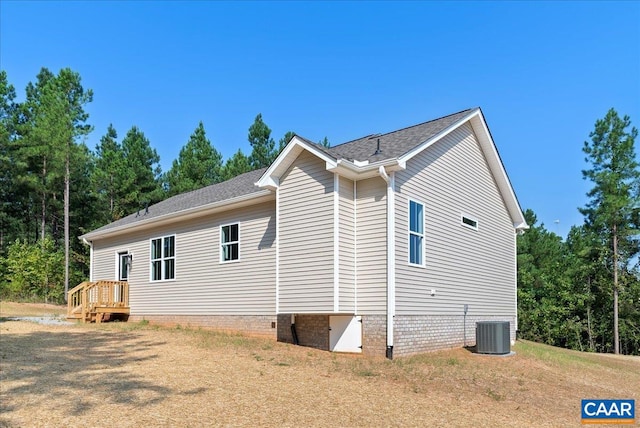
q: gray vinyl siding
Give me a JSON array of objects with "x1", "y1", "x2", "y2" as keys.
[
  {"x1": 278, "y1": 151, "x2": 335, "y2": 313},
  {"x1": 91, "y1": 201, "x2": 276, "y2": 315},
  {"x1": 338, "y1": 176, "x2": 355, "y2": 312},
  {"x1": 355, "y1": 177, "x2": 387, "y2": 315},
  {"x1": 92, "y1": 240, "x2": 122, "y2": 281},
  {"x1": 394, "y1": 123, "x2": 516, "y2": 316}
]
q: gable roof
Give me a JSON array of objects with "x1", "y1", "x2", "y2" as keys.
[
  {"x1": 257, "y1": 107, "x2": 527, "y2": 230},
  {"x1": 83, "y1": 107, "x2": 527, "y2": 241},
  {"x1": 82, "y1": 168, "x2": 271, "y2": 240},
  {"x1": 324, "y1": 109, "x2": 474, "y2": 163}
]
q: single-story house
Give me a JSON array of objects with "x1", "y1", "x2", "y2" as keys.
[{"x1": 79, "y1": 107, "x2": 527, "y2": 358}]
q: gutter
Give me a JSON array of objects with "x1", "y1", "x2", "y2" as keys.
[
  {"x1": 331, "y1": 158, "x2": 405, "y2": 181},
  {"x1": 81, "y1": 190, "x2": 274, "y2": 241},
  {"x1": 378, "y1": 165, "x2": 396, "y2": 360}
]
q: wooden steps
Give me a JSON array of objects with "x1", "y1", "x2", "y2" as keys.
[{"x1": 67, "y1": 280, "x2": 129, "y2": 323}]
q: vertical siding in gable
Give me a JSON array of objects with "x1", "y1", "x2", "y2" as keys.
[
  {"x1": 278, "y1": 150, "x2": 335, "y2": 313},
  {"x1": 91, "y1": 201, "x2": 276, "y2": 315},
  {"x1": 355, "y1": 177, "x2": 387, "y2": 315},
  {"x1": 394, "y1": 123, "x2": 516, "y2": 316},
  {"x1": 339, "y1": 176, "x2": 355, "y2": 312}
]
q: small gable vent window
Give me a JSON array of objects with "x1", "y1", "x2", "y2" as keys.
[
  {"x1": 461, "y1": 215, "x2": 478, "y2": 230},
  {"x1": 221, "y1": 223, "x2": 239, "y2": 262}
]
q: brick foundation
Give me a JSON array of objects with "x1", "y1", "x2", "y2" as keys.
[
  {"x1": 129, "y1": 313, "x2": 515, "y2": 358},
  {"x1": 393, "y1": 315, "x2": 517, "y2": 357},
  {"x1": 277, "y1": 314, "x2": 329, "y2": 351},
  {"x1": 361, "y1": 315, "x2": 387, "y2": 357},
  {"x1": 128, "y1": 314, "x2": 278, "y2": 338}
]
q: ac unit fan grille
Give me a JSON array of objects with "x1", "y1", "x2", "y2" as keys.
[{"x1": 476, "y1": 321, "x2": 510, "y2": 354}]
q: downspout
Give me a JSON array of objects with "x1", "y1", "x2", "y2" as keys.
[
  {"x1": 333, "y1": 173, "x2": 340, "y2": 312},
  {"x1": 275, "y1": 185, "x2": 280, "y2": 315},
  {"x1": 378, "y1": 166, "x2": 396, "y2": 359},
  {"x1": 82, "y1": 237, "x2": 93, "y2": 282}
]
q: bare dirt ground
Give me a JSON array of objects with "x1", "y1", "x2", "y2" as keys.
[{"x1": 1, "y1": 302, "x2": 638, "y2": 427}]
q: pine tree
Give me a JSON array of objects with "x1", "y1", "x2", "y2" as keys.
[
  {"x1": 0, "y1": 70, "x2": 20, "y2": 250},
  {"x1": 278, "y1": 131, "x2": 296, "y2": 153},
  {"x1": 248, "y1": 113, "x2": 277, "y2": 169},
  {"x1": 93, "y1": 124, "x2": 127, "y2": 221},
  {"x1": 14, "y1": 68, "x2": 58, "y2": 241},
  {"x1": 165, "y1": 121, "x2": 223, "y2": 196},
  {"x1": 318, "y1": 136, "x2": 330, "y2": 148},
  {"x1": 580, "y1": 108, "x2": 640, "y2": 354},
  {"x1": 221, "y1": 149, "x2": 251, "y2": 181},
  {"x1": 47, "y1": 68, "x2": 93, "y2": 299},
  {"x1": 120, "y1": 126, "x2": 162, "y2": 214}
]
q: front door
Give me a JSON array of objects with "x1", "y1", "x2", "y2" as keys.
[{"x1": 118, "y1": 251, "x2": 129, "y2": 281}]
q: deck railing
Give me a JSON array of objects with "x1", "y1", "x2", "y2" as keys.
[{"x1": 67, "y1": 280, "x2": 129, "y2": 321}]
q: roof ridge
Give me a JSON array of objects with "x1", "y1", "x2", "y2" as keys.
[
  {"x1": 329, "y1": 108, "x2": 475, "y2": 149},
  {"x1": 376, "y1": 107, "x2": 475, "y2": 138}
]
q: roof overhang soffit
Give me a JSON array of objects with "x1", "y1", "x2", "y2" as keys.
[
  {"x1": 255, "y1": 137, "x2": 337, "y2": 189},
  {"x1": 255, "y1": 136, "x2": 406, "y2": 187}
]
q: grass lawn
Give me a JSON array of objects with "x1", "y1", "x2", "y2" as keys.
[
  {"x1": 0, "y1": 302, "x2": 638, "y2": 427},
  {"x1": 0, "y1": 301, "x2": 67, "y2": 318}
]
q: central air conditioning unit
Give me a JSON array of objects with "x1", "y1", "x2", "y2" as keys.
[{"x1": 476, "y1": 321, "x2": 511, "y2": 354}]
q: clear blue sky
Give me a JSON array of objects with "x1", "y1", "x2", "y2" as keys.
[{"x1": 1, "y1": 1, "x2": 639, "y2": 238}]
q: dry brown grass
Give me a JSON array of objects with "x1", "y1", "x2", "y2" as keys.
[
  {"x1": 0, "y1": 302, "x2": 638, "y2": 427},
  {"x1": 0, "y1": 301, "x2": 66, "y2": 317}
]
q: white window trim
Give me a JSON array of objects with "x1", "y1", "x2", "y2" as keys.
[
  {"x1": 150, "y1": 234, "x2": 176, "y2": 282},
  {"x1": 461, "y1": 213, "x2": 479, "y2": 231},
  {"x1": 115, "y1": 250, "x2": 130, "y2": 281},
  {"x1": 220, "y1": 222, "x2": 240, "y2": 264},
  {"x1": 408, "y1": 199, "x2": 426, "y2": 268}
]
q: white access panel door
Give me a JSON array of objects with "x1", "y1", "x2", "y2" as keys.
[{"x1": 329, "y1": 316, "x2": 362, "y2": 353}]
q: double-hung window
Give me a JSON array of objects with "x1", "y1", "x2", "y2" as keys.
[
  {"x1": 151, "y1": 235, "x2": 175, "y2": 281},
  {"x1": 409, "y1": 200, "x2": 424, "y2": 266},
  {"x1": 221, "y1": 223, "x2": 239, "y2": 262}
]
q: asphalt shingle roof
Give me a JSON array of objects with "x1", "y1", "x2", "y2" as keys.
[
  {"x1": 321, "y1": 108, "x2": 473, "y2": 163},
  {"x1": 85, "y1": 108, "x2": 475, "y2": 237},
  {"x1": 85, "y1": 168, "x2": 267, "y2": 237}
]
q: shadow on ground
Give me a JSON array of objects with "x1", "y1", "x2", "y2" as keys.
[{"x1": 0, "y1": 321, "x2": 172, "y2": 418}]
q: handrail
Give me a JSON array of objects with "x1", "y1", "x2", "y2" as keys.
[
  {"x1": 90, "y1": 280, "x2": 129, "y2": 308},
  {"x1": 67, "y1": 280, "x2": 129, "y2": 320},
  {"x1": 67, "y1": 281, "x2": 91, "y2": 317},
  {"x1": 68, "y1": 281, "x2": 90, "y2": 296}
]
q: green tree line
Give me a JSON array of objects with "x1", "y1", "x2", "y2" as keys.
[
  {"x1": 1, "y1": 68, "x2": 637, "y2": 355},
  {"x1": 518, "y1": 109, "x2": 640, "y2": 355},
  {"x1": 0, "y1": 67, "x2": 318, "y2": 302}
]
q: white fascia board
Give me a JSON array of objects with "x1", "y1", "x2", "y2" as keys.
[
  {"x1": 398, "y1": 108, "x2": 479, "y2": 165},
  {"x1": 259, "y1": 176, "x2": 279, "y2": 190},
  {"x1": 398, "y1": 108, "x2": 528, "y2": 231},
  {"x1": 81, "y1": 191, "x2": 274, "y2": 241},
  {"x1": 467, "y1": 111, "x2": 528, "y2": 231},
  {"x1": 257, "y1": 134, "x2": 404, "y2": 183},
  {"x1": 331, "y1": 158, "x2": 405, "y2": 180},
  {"x1": 256, "y1": 136, "x2": 337, "y2": 188}
]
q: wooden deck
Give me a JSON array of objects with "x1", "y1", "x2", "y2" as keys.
[{"x1": 67, "y1": 280, "x2": 130, "y2": 323}]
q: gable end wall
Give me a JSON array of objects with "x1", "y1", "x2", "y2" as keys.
[{"x1": 394, "y1": 123, "x2": 517, "y2": 317}]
